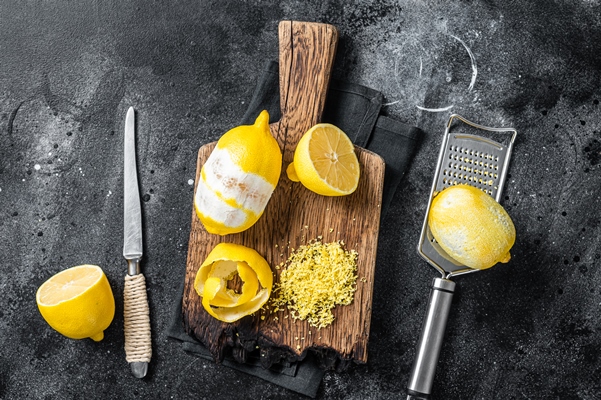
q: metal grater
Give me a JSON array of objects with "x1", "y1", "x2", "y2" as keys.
[
  {"x1": 407, "y1": 114, "x2": 517, "y2": 399},
  {"x1": 418, "y1": 114, "x2": 517, "y2": 278}
]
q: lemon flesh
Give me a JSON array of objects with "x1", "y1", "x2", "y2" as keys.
[
  {"x1": 194, "y1": 243, "x2": 273, "y2": 323},
  {"x1": 194, "y1": 110, "x2": 282, "y2": 235},
  {"x1": 36, "y1": 265, "x2": 115, "y2": 341},
  {"x1": 287, "y1": 123, "x2": 360, "y2": 196},
  {"x1": 428, "y1": 184, "x2": 516, "y2": 270}
]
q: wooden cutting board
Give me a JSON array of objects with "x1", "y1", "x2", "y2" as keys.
[{"x1": 182, "y1": 21, "x2": 385, "y2": 369}]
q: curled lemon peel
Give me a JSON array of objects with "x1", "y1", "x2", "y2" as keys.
[
  {"x1": 194, "y1": 243, "x2": 273, "y2": 323},
  {"x1": 208, "y1": 262, "x2": 259, "y2": 307}
]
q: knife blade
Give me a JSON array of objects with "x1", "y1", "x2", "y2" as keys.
[
  {"x1": 122, "y1": 107, "x2": 152, "y2": 378},
  {"x1": 124, "y1": 107, "x2": 143, "y2": 262}
]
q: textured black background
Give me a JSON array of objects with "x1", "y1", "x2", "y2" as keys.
[{"x1": 1, "y1": 1, "x2": 600, "y2": 399}]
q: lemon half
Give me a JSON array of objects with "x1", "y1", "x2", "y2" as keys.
[
  {"x1": 36, "y1": 265, "x2": 115, "y2": 341},
  {"x1": 286, "y1": 123, "x2": 360, "y2": 196}
]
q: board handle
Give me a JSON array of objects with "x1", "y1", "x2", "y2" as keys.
[
  {"x1": 407, "y1": 278, "x2": 456, "y2": 398},
  {"x1": 275, "y1": 21, "x2": 338, "y2": 157}
]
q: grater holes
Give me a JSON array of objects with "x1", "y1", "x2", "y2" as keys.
[{"x1": 445, "y1": 146, "x2": 501, "y2": 192}]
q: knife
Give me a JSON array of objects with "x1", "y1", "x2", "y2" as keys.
[{"x1": 123, "y1": 107, "x2": 152, "y2": 378}]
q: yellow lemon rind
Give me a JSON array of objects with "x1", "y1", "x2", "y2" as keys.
[
  {"x1": 194, "y1": 243, "x2": 273, "y2": 323},
  {"x1": 428, "y1": 184, "x2": 516, "y2": 270},
  {"x1": 215, "y1": 110, "x2": 282, "y2": 186},
  {"x1": 36, "y1": 265, "x2": 115, "y2": 341}
]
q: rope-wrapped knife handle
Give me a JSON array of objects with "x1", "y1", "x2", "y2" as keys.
[{"x1": 124, "y1": 272, "x2": 152, "y2": 364}]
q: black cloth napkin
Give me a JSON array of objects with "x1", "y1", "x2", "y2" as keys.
[{"x1": 167, "y1": 60, "x2": 423, "y2": 398}]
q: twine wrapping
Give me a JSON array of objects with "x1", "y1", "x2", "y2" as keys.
[{"x1": 124, "y1": 274, "x2": 152, "y2": 363}]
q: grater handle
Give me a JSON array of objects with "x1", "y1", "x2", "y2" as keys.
[{"x1": 407, "y1": 277, "x2": 456, "y2": 399}]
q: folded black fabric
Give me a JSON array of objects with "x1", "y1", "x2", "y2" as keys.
[{"x1": 168, "y1": 60, "x2": 423, "y2": 398}]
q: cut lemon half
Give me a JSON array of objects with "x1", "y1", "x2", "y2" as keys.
[
  {"x1": 194, "y1": 243, "x2": 273, "y2": 323},
  {"x1": 286, "y1": 123, "x2": 360, "y2": 196},
  {"x1": 36, "y1": 264, "x2": 115, "y2": 341}
]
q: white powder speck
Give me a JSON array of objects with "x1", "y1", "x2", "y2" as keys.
[
  {"x1": 188, "y1": 179, "x2": 194, "y2": 185},
  {"x1": 107, "y1": 190, "x2": 112, "y2": 197},
  {"x1": 34, "y1": 164, "x2": 41, "y2": 170}
]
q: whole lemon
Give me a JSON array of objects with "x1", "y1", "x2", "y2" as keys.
[
  {"x1": 428, "y1": 184, "x2": 516, "y2": 270},
  {"x1": 36, "y1": 265, "x2": 115, "y2": 341},
  {"x1": 195, "y1": 110, "x2": 282, "y2": 235}
]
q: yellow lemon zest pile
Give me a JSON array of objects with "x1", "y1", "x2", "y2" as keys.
[
  {"x1": 286, "y1": 123, "x2": 360, "y2": 196},
  {"x1": 271, "y1": 239, "x2": 358, "y2": 329},
  {"x1": 36, "y1": 264, "x2": 115, "y2": 341},
  {"x1": 194, "y1": 243, "x2": 273, "y2": 323}
]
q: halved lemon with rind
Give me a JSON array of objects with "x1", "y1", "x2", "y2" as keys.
[
  {"x1": 36, "y1": 264, "x2": 115, "y2": 341},
  {"x1": 286, "y1": 123, "x2": 360, "y2": 196},
  {"x1": 194, "y1": 243, "x2": 273, "y2": 323}
]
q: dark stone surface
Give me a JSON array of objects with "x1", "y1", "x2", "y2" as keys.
[{"x1": 1, "y1": 1, "x2": 600, "y2": 399}]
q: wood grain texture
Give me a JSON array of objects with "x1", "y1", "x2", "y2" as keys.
[{"x1": 182, "y1": 21, "x2": 385, "y2": 369}]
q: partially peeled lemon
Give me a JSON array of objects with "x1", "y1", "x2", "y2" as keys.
[
  {"x1": 194, "y1": 243, "x2": 273, "y2": 323},
  {"x1": 194, "y1": 111, "x2": 282, "y2": 235},
  {"x1": 428, "y1": 184, "x2": 516, "y2": 270}
]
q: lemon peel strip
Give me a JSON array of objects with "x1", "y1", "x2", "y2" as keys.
[
  {"x1": 194, "y1": 243, "x2": 273, "y2": 323},
  {"x1": 209, "y1": 262, "x2": 259, "y2": 308}
]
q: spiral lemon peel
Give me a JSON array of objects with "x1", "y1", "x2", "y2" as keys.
[{"x1": 194, "y1": 243, "x2": 273, "y2": 323}]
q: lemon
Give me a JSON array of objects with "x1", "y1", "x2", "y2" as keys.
[
  {"x1": 428, "y1": 184, "x2": 516, "y2": 270},
  {"x1": 36, "y1": 265, "x2": 115, "y2": 341},
  {"x1": 194, "y1": 110, "x2": 282, "y2": 235},
  {"x1": 286, "y1": 123, "x2": 360, "y2": 196},
  {"x1": 194, "y1": 243, "x2": 273, "y2": 323}
]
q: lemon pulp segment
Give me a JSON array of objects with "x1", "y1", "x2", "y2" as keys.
[{"x1": 37, "y1": 265, "x2": 103, "y2": 305}]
